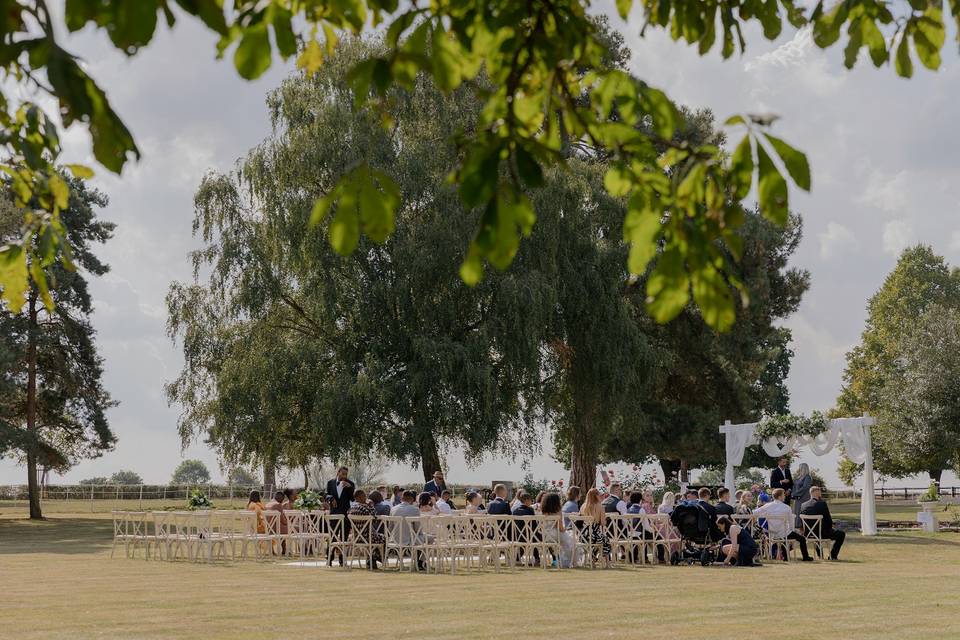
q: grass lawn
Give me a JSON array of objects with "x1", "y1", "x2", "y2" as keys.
[{"x1": 1, "y1": 514, "x2": 959, "y2": 639}]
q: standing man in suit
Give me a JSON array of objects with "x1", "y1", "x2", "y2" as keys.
[
  {"x1": 326, "y1": 466, "x2": 354, "y2": 566},
  {"x1": 770, "y1": 457, "x2": 794, "y2": 505},
  {"x1": 800, "y1": 486, "x2": 846, "y2": 560},
  {"x1": 486, "y1": 484, "x2": 511, "y2": 515},
  {"x1": 423, "y1": 470, "x2": 448, "y2": 497}
]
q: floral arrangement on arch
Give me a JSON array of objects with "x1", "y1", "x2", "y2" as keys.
[
  {"x1": 294, "y1": 489, "x2": 325, "y2": 510},
  {"x1": 187, "y1": 488, "x2": 213, "y2": 510},
  {"x1": 753, "y1": 411, "x2": 828, "y2": 441}
]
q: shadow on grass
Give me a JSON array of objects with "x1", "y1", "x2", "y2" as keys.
[{"x1": 0, "y1": 517, "x2": 112, "y2": 555}]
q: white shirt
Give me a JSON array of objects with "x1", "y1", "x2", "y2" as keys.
[
  {"x1": 613, "y1": 497, "x2": 629, "y2": 515},
  {"x1": 435, "y1": 498, "x2": 452, "y2": 514},
  {"x1": 753, "y1": 500, "x2": 793, "y2": 537},
  {"x1": 336, "y1": 481, "x2": 347, "y2": 498}
]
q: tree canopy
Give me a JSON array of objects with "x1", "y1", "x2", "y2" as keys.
[
  {"x1": 171, "y1": 459, "x2": 212, "y2": 485},
  {"x1": 2, "y1": 1, "x2": 953, "y2": 334},
  {"x1": 837, "y1": 245, "x2": 960, "y2": 481}
]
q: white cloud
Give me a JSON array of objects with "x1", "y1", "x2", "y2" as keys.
[
  {"x1": 882, "y1": 219, "x2": 916, "y2": 257},
  {"x1": 818, "y1": 222, "x2": 858, "y2": 260},
  {"x1": 950, "y1": 230, "x2": 960, "y2": 252},
  {"x1": 856, "y1": 167, "x2": 911, "y2": 214}
]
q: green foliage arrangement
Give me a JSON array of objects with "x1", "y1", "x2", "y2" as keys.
[
  {"x1": 186, "y1": 489, "x2": 214, "y2": 510},
  {"x1": 919, "y1": 481, "x2": 941, "y2": 503},
  {"x1": 293, "y1": 489, "x2": 324, "y2": 510},
  {"x1": 753, "y1": 411, "x2": 828, "y2": 441}
]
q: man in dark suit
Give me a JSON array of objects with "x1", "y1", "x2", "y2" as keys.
[
  {"x1": 325, "y1": 466, "x2": 354, "y2": 566},
  {"x1": 800, "y1": 485, "x2": 846, "y2": 559},
  {"x1": 715, "y1": 487, "x2": 735, "y2": 516},
  {"x1": 770, "y1": 457, "x2": 794, "y2": 505},
  {"x1": 486, "y1": 483, "x2": 511, "y2": 515},
  {"x1": 423, "y1": 470, "x2": 448, "y2": 497}
]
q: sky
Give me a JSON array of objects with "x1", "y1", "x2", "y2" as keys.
[{"x1": 1, "y1": 4, "x2": 958, "y2": 490}]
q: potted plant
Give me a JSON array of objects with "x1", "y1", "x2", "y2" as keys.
[{"x1": 918, "y1": 481, "x2": 941, "y2": 512}]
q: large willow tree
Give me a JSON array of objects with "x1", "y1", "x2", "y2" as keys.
[{"x1": 167, "y1": 39, "x2": 548, "y2": 479}]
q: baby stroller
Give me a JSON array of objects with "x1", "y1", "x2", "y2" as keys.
[{"x1": 669, "y1": 501, "x2": 718, "y2": 566}]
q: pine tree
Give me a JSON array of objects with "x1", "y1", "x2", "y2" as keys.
[{"x1": 0, "y1": 176, "x2": 116, "y2": 519}]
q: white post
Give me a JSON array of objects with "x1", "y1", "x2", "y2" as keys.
[
  {"x1": 723, "y1": 420, "x2": 736, "y2": 504},
  {"x1": 860, "y1": 421, "x2": 877, "y2": 535}
]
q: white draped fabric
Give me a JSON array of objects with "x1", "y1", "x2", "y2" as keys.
[{"x1": 719, "y1": 416, "x2": 877, "y2": 535}]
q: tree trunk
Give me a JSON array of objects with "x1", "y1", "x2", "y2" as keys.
[
  {"x1": 302, "y1": 465, "x2": 309, "y2": 489},
  {"x1": 928, "y1": 469, "x2": 943, "y2": 484},
  {"x1": 419, "y1": 432, "x2": 442, "y2": 482},
  {"x1": 569, "y1": 436, "x2": 597, "y2": 492},
  {"x1": 262, "y1": 460, "x2": 276, "y2": 494},
  {"x1": 659, "y1": 458, "x2": 681, "y2": 484},
  {"x1": 26, "y1": 291, "x2": 42, "y2": 520},
  {"x1": 679, "y1": 459, "x2": 690, "y2": 484}
]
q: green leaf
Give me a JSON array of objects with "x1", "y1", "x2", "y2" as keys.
[
  {"x1": 895, "y1": 34, "x2": 913, "y2": 78},
  {"x1": 309, "y1": 194, "x2": 334, "y2": 226},
  {"x1": 459, "y1": 145, "x2": 501, "y2": 208},
  {"x1": 623, "y1": 192, "x2": 661, "y2": 274},
  {"x1": 109, "y1": 0, "x2": 160, "y2": 54},
  {"x1": 297, "y1": 39, "x2": 324, "y2": 76},
  {"x1": 691, "y1": 262, "x2": 735, "y2": 331},
  {"x1": 49, "y1": 174, "x2": 70, "y2": 210},
  {"x1": 616, "y1": 0, "x2": 633, "y2": 20},
  {"x1": 860, "y1": 17, "x2": 888, "y2": 67},
  {"x1": 271, "y1": 6, "x2": 297, "y2": 59},
  {"x1": 604, "y1": 165, "x2": 633, "y2": 197},
  {"x1": 763, "y1": 133, "x2": 810, "y2": 191},
  {"x1": 0, "y1": 245, "x2": 28, "y2": 313},
  {"x1": 459, "y1": 247, "x2": 484, "y2": 286},
  {"x1": 646, "y1": 246, "x2": 690, "y2": 324},
  {"x1": 729, "y1": 134, "x2": 754, "y2": 200},
  {"x1": 234, "y1": 23, "x2": 272, "y2": 80},
  {"x1": 64, "y1": 164, "x2": 94, "y2": 179},
  {"x1": 432, "y1": 27, "x2": 463, "y2": 92},
  {"x1": 174, "y1": 0, "x2": 228, "y2": 35},
  {"x1": 329, "y1": 196, "x2": 360, "y2": 257},
  {"x1": 756, "y1": 144, "x2": 788, "y2": 224},
  {"x1": 843, "y1": 18, "x2": 864, "y2": 68},
  {"x1": 639, "y1": 87, "x2": 677, "y2": 139}
]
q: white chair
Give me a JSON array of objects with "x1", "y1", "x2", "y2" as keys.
[
  {"x1": 566, "y1": 514, "x2": 597, "y2": 568},
  {"x1": 800, "y1": 514, "x2": 830, "y2": 559}
]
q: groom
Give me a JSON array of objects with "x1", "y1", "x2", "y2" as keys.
[{"x1": 770, "y1": 457, "x2": 793, "y2": 505}]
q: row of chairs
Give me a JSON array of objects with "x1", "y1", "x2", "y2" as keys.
[{"x1": 110, "y1": 510, "x2": 831, "y2": 570}]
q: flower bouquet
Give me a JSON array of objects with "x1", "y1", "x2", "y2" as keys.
[
  {"x1": 294, "y1": 489, "x2": 324, "y2": 510},
  {"x1": 187, "y1": 488, "x2": 213, "y2": 510}
]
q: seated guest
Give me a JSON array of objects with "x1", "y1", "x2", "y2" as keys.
[
  {"x1": 436, "y1": 489, "x2": 454, "y2": 514},
  {"x1": 753, "y1": 488, "x2": 813, "y2": 561},
  {"x1": 627, "y1": 491, "x2": 664, "y2": 563},
  {"x1": 539, "y1": 492, "x2": 574, "y2": 568},
  {"x1": 418, "y1": 491, "x2": 438, "y2": 515},
  {"x1": 562, "y1": 486, "x2": 581, "y2": 527},
  {"x1": 800, "y1": 486, "x2": 846, "y2": 560},
  {"x1": 348, "y1": 490, "x2": 384, "y2": 569},
  {"x1": 265, "y1": 490, "x2": 288, "y2": 554},
  {"x1": 391, "y1": 485, "x2": 403, "y2": 506},
  {"x1": 512, "y1": 492, "x2": 539, "y2": 564},
  {"x1": 736, "y1": 491, "x2": 754, "y2": 515},
  {"x1": 464, "y1": 491, "x2": 482, "y2": 514},
  {"x1": 658, "y1": 491, "x2": 676, "y2": 515},
  {"x1": 717, "y1": 515, "x2": 759, "y2": 566},
  {"x1": 579, "y1": 488, "x2": 611, "y2": 567},
  {"x1": 697, "y1": 487, "x2": 722, "y2": 539},
  {"x1": 389, "y1": 490, "x2": 426, "y2": 571},
  {"x1": 602, "y1": 483, "x2": 629, "y2": 515},
  {"x1": 734, "y1": 489, "x2": 744, "y2": 504},
  {"x1": 370, "y1": 490, "x2": 391, "y2": 516},
  {"x1": 534, "y1": 491, "x2": 546, "y2": 512},
  {"x1": 375, "y1": 485, "x2": 388, "y2": 503},
  {"x1": 716, "y1": 488, "x2": 735, "y2": 516},
  {"x1": 682, "y1": 489, "x2": 698, "y2": 503},
  {"x1": 641, "y1": 489, "x2": 655, "y2": 514},
  {"x1": 487, "y1": 484, "x2": 512, "y2": 515},
  {"x1": 246, "y1": 490, "x2": 266, "y2": 534}
]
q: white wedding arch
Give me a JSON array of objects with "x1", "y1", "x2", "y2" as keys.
[{"x1": 719, "y1": 415, "x2": 877, "y2": 535}]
